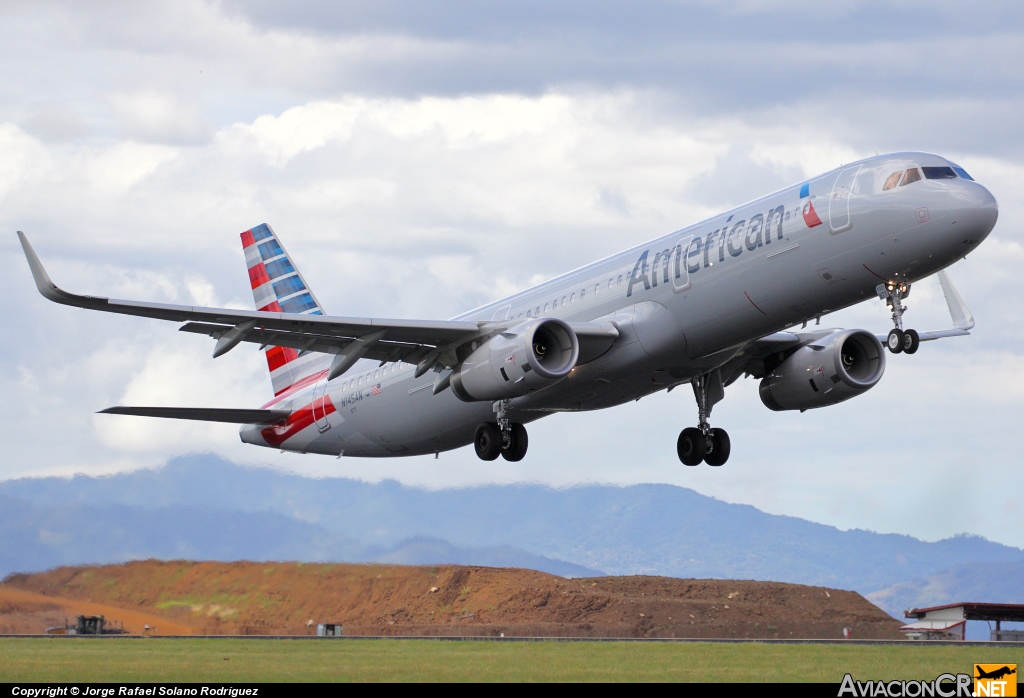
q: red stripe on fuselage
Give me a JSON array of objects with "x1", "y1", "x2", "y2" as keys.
[
  {"x1": 260, "y1": 396, "x2": 336, "y2": 448},
  {"x1": 240, "y1": 230, "x2": 256, "y2": 248},
  {"x1": 248, "y1": 262, "x2": 270, "y2": 289},
  {"x1": 258, "y1": 300, "x2": 282, "y2": 313}
]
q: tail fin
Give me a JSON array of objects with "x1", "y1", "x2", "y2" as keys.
[{"x1": 241, "y1": 224, "x2": 330, "y2": 396}]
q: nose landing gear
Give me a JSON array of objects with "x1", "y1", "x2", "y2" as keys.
[
  {"x1": 878, "y1": 281, "x2": 920, "y2": 354},
  {"x1": 678, "y1": 371, "x2": 731, "y2": 467}
]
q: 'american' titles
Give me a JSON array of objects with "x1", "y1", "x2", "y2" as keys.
[{"x1": 627, "y1": 201, "x2": 798, "y2": 298}]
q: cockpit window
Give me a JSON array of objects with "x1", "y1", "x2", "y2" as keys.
[
  {"x1": 883, "y1": 171, "x2": 903, "y2": 191},
  {"x1": 900, "y1": 168, "x2": 922, "y2": 186},
  {"x1": 952, "y1": 166, "x2": 974, "y2": 181},
  {"x1": 923, "y1": 166, "x2": 957, "y2": 180}
]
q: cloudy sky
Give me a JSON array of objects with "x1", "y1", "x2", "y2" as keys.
[{"x1": 3, "y1": 1, "x2": 1023, "y2": 548}]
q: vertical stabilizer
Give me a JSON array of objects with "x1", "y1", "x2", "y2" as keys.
[{"x1": 241, "y1": 224, "x2": 330, "y2": 396}]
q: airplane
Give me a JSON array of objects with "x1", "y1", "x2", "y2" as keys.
[
  {"x1": 17, "y1": 151, "x2": 998, "y2": 466},
  {"x1": 975, "y1": 666, "x2": 1016, "y2": 681}
]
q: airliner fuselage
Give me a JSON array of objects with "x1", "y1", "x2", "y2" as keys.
[{"x1": 238, "y1": 152, "x2": 997, "y2": 458}]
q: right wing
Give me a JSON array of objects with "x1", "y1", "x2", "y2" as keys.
[
  {"x1": 715, "y1": 268, "x2": 978, "y2": 389},
  {"x1": 18, "y1": 232, "x2": 619, "y2": 379}
]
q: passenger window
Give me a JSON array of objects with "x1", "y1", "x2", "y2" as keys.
[
  {"x1": 617, "y1": 275, "x2": 623, "y2": 285},
  {"x1": 883, "y1": 171, "x2": 903, "y2": 191},
  {"x1": 570, "y1": 293, "x2": 576, "y2": 303},
  {"x1": 580, "y1": 288, "x2": 585, "y2": 298},
  {"x1": 900, "y1": 168, "x2": 922, "y2": 186},
  {"x1": 562, "y1": 295, "x2": 567, "y2": 306},
  {"x1": 552, "y1": 298, "x2": 558, "y2": 309},
  {"x1": 544, "y1": 303, "x2": 549, "y2": 313}
]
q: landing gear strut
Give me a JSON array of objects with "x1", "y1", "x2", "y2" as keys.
[
  {"x1": 878, "y1": 281, "x2": 920, "y2": 355},
  {"x1": 474, "y1": 400, "x2": 528, "y2": 462},
  {"x1": 677, "y1": 371, "x2": 731, "y2": 467}
]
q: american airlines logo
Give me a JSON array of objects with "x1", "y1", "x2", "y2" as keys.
[{"x1": 627, "y1": 201, "x2": 796, "y2": 298}]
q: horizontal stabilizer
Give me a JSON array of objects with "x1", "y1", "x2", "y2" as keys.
[{"x1": 98, "y1": 406, "x2": 291, "y2": 424}]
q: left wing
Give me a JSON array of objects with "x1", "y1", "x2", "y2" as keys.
[
  {"x1": 714, "y1": 268, "x2": 977, "y2": 389},
  {"x1": 18, "y1": 232, "x2": 618, "y2": 379}
]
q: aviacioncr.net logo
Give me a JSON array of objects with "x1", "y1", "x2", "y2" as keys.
[
  {"x1": 838, "y1": 673, "x2": 972, "y2": 697},
  {"x1": 974, "y1": 664, "x2": 1017, "y2": 697}
]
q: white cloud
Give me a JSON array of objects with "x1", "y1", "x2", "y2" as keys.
[{"x1": 107, "y1": 91, "x2": 210, "y2": 145}]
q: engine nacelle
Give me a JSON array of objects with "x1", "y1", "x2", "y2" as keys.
[
  {"x1": 759, "y1": 329, "x2": 886, "y2": 412},
  {"x1": 450, "y1": 318, "x2": 580, "y2": 402}
]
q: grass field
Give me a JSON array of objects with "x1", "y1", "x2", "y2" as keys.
[{"x1": 2, "y1": 639, "x2": 1022, "y2": 682}]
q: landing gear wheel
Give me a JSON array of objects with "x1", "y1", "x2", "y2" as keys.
[
  {"x1": 501, "y1": 423, "x2": 529, "y2": 462},
  {"x1": 887, "y1": 329, "x2": 905, "y2": 354},
  {"x1": 677, "y1": 427, "x2": 705, "y2": 466},
  {"x1": 903, "y1": 328, "x2": 920, "y2": 355},
  {"x1": 474, "y1": 422, "x2": 501, "y2": 461},
  {"x1": 703, "y1": 428, "x2": 731, "y2": 467}
]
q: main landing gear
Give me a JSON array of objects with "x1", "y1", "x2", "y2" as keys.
[
  {"x1": 474, "y1": 399, "x2": 528, "y2": 462},
  {"x1": 678, "y1": 371, "x2": 731, "y2": 467},
  {"x1": 877, "y1": 281, "x2": 920, "y2": 355}
]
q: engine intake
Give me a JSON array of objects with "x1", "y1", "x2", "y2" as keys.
[
  {"x1": 759, "y1": 329, "x2": 886, "y2": 412},
  {"x1": 451, "y1": 318, "x2": 579, "y2": 402}
]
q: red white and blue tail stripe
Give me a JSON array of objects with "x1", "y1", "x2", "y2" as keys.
[{"x1": 241, "y1": 224, "x2": 330, "y2": 397}]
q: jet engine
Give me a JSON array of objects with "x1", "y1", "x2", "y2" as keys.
[
  {"x1": 450, "y1": 318, "x2": 580, "y2": 402},
  {"x1": 759, "y1": 329, "x2": 886, "y2": 412}
]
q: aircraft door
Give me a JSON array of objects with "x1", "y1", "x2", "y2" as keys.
[
  {"x1": 829, "y1": 166, "x2": 861, "y2": 233},
  {"x1": 312, "y1": 374, "x2": 331, "y2": 433},
  {"x1": 672, "y1": 235, "x2": 694, "y2": 293}
]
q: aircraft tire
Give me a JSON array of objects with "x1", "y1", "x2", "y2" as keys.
[
  {"x1": 501, "y1": 423, "x2": 529, "y2": 462},
  {"x1": 903, "y1": 328, "x2": 920, "y2": 354},
  {"x1": 474, "y1": 422, "x2": 502, "y2": 461},
  {"x1": 677, "y1": 427, "x2": 705, "y2": 466},
  {"x1": 886, "y1": 329, "x2": 905, "y2": 354},
  {"x1": 704, "y1": 428, "x2": 731, "y2": 466}
]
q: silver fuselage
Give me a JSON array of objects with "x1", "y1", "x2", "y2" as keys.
[{"x1": 241, "y1": 152, "x2": 998, "y2": 457}]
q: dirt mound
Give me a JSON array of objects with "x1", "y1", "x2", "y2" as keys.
[{"x1": 1, "y1": 561, "x2": 902, "y2": 639}]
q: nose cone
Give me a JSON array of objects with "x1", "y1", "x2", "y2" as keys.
[{"x1": 959, "y1": 181, "x2": 999, "y2": 243}]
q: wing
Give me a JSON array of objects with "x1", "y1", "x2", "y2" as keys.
[
  {"x1": 713, "y1": 268, "x2": 977, "y2": 389},
  {"x1": 18, "y1": 232, "x2": 618, "y2": 380}
]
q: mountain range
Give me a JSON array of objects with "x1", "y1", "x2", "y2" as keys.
[{"x1": 2, "y1": 454, "x2": 1021, "y2": 635}]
